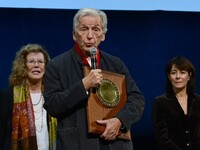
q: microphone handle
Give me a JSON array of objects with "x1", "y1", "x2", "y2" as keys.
[{"x1": 91, "y1": 54, "x2": 97, "y2": 69}]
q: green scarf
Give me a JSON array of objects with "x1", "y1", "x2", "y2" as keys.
[{"x1": 11, "y1": 84, "x2": 57, "y2": 150}]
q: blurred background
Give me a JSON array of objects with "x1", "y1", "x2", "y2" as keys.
[{"x1": 0, "y1": 1, "x2": 200, "y2": 149}]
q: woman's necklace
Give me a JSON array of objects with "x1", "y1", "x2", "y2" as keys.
[
  {"x1": 178, "y1": 99, "x2": 183, "y2": 103},
  {"x1": 32, "y1": 93, "x2": 42, "y2": 106},
  {"x1": 32, "y1": 93, "x2": 44, "y2": 133},
  {"x1": 176, "y1": 95, "x2": 188, "y2": 115}
]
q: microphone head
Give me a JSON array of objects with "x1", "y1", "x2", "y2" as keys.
[{"x1": 89, "y1": 47, "x2": 97, "y2": 56}]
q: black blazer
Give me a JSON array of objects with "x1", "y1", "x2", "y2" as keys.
[
  {"x1": 152, "y1": 93, "x2": 200, "y2": 150},
  {"x1": 0, "y1": 88, "x2": 13, "y2": 150}
]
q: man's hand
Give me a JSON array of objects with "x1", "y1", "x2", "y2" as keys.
[
  {"x1": 96, "y1": 117, "x2": 122, "y2": 141},
  {"x1": 82, "y1": 69, "x2": 102, "y2": 90}
]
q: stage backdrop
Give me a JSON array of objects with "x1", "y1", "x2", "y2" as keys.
[{"x1": 0, "y1": 8, "x2": 200, "y2": 149}]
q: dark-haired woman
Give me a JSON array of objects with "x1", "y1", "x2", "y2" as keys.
[{"x1": 153, "y1": 56, "x2": 200, "y2": 150}]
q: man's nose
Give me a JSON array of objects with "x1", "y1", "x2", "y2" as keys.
[{"x1": 87, "y1": 29, "x2": 94, "y2": 38}]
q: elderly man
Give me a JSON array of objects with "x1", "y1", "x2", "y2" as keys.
[{"x1": 44, "y1": 8, "x2": 145, "y2": 150}]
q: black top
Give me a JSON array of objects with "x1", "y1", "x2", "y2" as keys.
[{"x1": 153, "y1": 93, "x2": 200, "y2": 150}]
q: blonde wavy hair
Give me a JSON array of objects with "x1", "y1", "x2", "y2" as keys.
[{"x1": 9, "y1": 43, "x2": 50, "y2": 87}]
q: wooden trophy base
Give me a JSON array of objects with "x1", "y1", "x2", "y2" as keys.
[{"x1": 84, "y1": 66, "x2": 131, "y2": 140}]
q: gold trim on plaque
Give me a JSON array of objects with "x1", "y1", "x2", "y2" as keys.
[{"x1": 96, "y1": 79, "x2": 120, "y2": 107}]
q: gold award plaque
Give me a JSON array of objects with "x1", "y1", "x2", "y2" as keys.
[
  {"x1": 96, "y1": 79, "x2": 120, "y2": 107},
  {"x1": 83, "y1": 66, "x2": 131, "y2": 140}
]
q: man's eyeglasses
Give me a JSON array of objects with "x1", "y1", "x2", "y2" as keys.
[{"x1": 26, "y1": 59, "x2": 45, "y2": 66}]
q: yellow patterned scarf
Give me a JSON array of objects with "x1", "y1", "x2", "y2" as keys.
[{"x1": 11, "y1": 84, "x2": 57, "y2": 150}]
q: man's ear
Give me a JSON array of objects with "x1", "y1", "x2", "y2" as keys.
[
  {"x1": 72, "y1": 31, "x2": 76, "y2": 41},
  {"x1": 101, "y1": 33, "x2": 106, "y2": 42}
]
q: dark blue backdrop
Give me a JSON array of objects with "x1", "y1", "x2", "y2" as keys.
[{"x1": 0, "y1": 8, "x2": 200, "y2": 149}]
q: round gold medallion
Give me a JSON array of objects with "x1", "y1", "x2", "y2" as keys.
[{"x1": 96, "y1": 79, "x2": 120, "y2": 107}]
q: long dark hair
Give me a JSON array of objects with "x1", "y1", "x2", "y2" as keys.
[{"x1": 165, "y1": 56, "x2": 196, "y2": 95}]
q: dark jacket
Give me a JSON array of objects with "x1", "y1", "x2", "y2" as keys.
[
  {"x1": 152, "y1": 93, "x2": 200, "y2": 150},
  {"x1": 44, "y1": 48, "x2": 145, "y2": 150},
  {"x1": 0, "y1": 88, "x2": 13, "y2": 150}
]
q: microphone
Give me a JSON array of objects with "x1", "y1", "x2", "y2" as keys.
[{"x1": 90, "y1": 47, "x2": 97, "y2": 69}]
